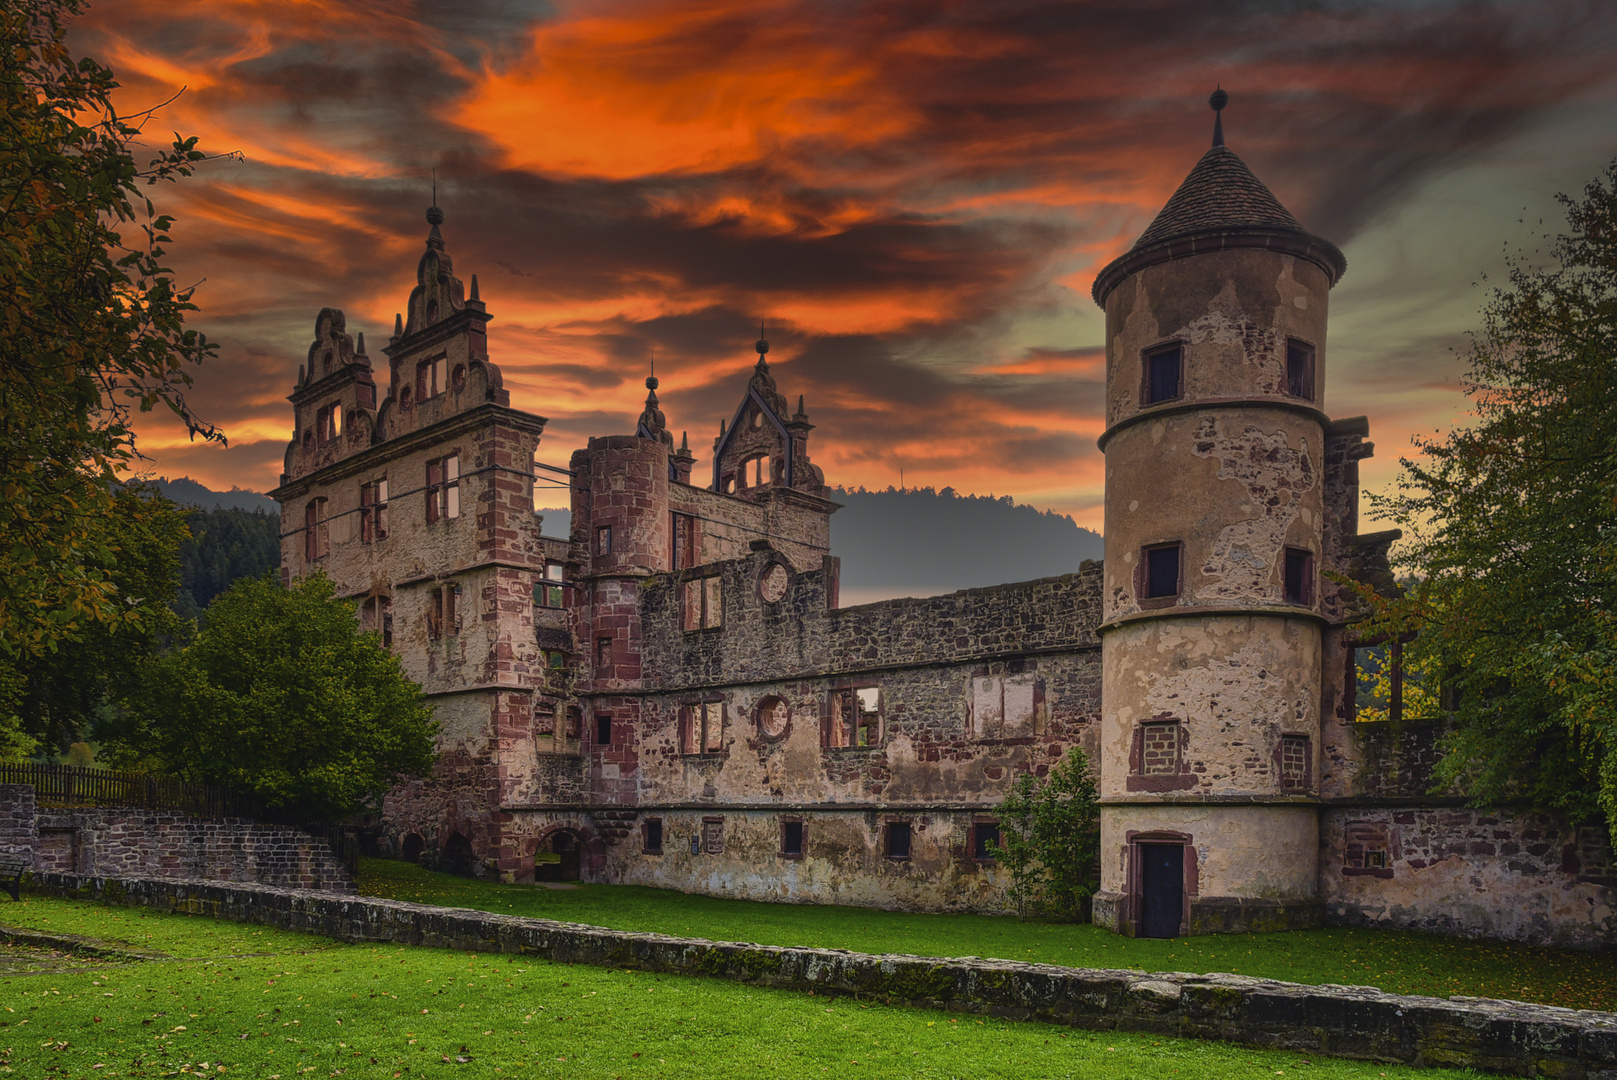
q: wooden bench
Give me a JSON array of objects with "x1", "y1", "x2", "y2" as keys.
[{"x1": 0, "y1": 858, "x2": 28, "y2": 902}]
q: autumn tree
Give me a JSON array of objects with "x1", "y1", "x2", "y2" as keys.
[
  {"x1": 0, "y1": 0, "x2": 219, "y2": 749},
  {"x1": 1367, "y1": 159, "x2": 1617, "y2": 845}
]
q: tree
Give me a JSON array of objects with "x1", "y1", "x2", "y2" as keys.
[
  {"x1": 105, "y1": 574, "x2": 439, "y2": 821},
  {"x1": 1366, "y1": 159, "x2": 1617, "y2": 846},
  {"x1": 0, "y1": 0, "x2": 219, "y2": 735},
  {"x1": 992, "y1": 747, "x2": 1100, "y2": 920}
]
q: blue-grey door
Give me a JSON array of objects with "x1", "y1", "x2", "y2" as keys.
[{"x1": 1139, "y1": 843, "x2": 1183, "y2": 938}]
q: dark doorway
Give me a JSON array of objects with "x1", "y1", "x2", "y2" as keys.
[
  {"x1": 400, "y1": 833, "x2": 425, "y2": 864},
  {"x1": 536, "y1": 830, "x2": 582, "y2": 882},
  {"x1": 441, "y1": 832, "x2": 477, "y2": 877},
  {"x1": 1139, "y1": 843, "x2": 1184, "y2": 938}
]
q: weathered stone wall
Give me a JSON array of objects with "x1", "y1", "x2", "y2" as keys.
[
  {"x1": 26, "y1": 873, "x2": 1617, "y2": 1078},
  {"x1": 0, "y1": 799, "x2": 352, "y2": 891}
]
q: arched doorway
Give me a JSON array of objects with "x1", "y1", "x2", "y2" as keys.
[
  {"x1": 535, "y1": 828, "x2": 584, "y2": 882},
  {"x1": 401, "y1": 833, "x2": 425, "y2": 864},
  {"x1": 441, "y1": 831, "x2": 477, "y2": 877}
]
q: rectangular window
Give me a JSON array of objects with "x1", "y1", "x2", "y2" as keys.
[
  {"x1": 1140, "y1": 720, "x2": 1181, "y2": 775},
  {"x1": 535, "y1": 562, "x2": 565, "y2": 608},
  {"x1": 1351, "y1": 639, "x2": 1407, "y2": 724},
  {"x1": 596, "y1": 525, "x2": 612, "y2": 556},
  {"x1": 426, "y1": 454, "x2": 459, "y2": 523},
  {"x1": 1286, "y1": 341, "x2": 1315, "y2": 400},
  {"x1": 543, "y1": 649, "x2": 569, "y2": 689},
  {"x1": 973, "y1": 822, "x2": 1001, "y2": 861},
  {"x1": 828, "y1": 688, "x2": 881, "y2": 747},
  {"x1": 1144, "y1": 345, "x2": 1182, "y2": 404},
  {"x1": 417, "y1": 356, "x2": 446, "y2": 400},
  {"x1": 681, "y1": 701, "x2": 724, "y2": 755},
  {"x1": 643, "y1": 819, "x2": 663, "y2": 855},
  {"x1": 596, "y1": 713, "x2": 612, "y2": 747},
  {"x1": 595, "y1": 636, "x2": 612, "y2": 671},
  {"x1": 429, "y1": 584, "x2": 458, "y2": 639},
  {"x1": 360, "y1": 479, "x2": 389, "y2": 542},
  {"x1": 1143, "y1": 543, "x2": 1180, "y2": 599},
  {"x1": 885, "y1": 821, "x2": 911, "y2": 860},
  {"x1": 683, "y1": 575, "x2": 723, "y2": 630},
  {"x1": 672, "y1": 512, "x2": 697, "y2": 570},
  {"x1": 703, "y1": 818, "x2": 724, "y2": 855},
  {"x1": 1284, "y1": 547, "x2": 1313, "y2": 605},
  {"x1": 1280, "y1": 733, "x2": 1309, "y2": 791},
  {"x1": 317, "y1": 402, "x2": 342, "y2": 444},
  {"x1": 304, "y1": 498, "x2": 328, "y2": 561},
  {"x1": 781, "y1": 820, "x2": 804, "y2": 859}
]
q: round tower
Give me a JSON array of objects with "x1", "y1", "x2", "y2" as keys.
[{"x1": 1090, "y1": 91, "x2": 1347, "y2": 937}]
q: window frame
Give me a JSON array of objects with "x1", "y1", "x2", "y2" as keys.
[
  {"x1": 417, "y1": 355, "x2": 447, "y2": 401},
  {"x1": 1142, "y1": 343, "x2": 1183, "y2": 406},
  {"x1": 535, "y1": 561, "x2": 566, "y2": 608},
  {"x1": 1284, "y1": 547, "x2": 1314, "y2": 605},
  {"x1": 672, "y1": 512, "x2": 698, "y2": 570},
  {"x1": 304, "y1": 497, "x2": 329, "y2": 562},
  {"x1": 596, "y1": 712, "x2": 613, "y2": 748},
  {"x1": 780, "y1": 818, "x2": 805, "y2": 860},
  {"x1": 971, "y1": 821, "x2": 1001, "y2": 863},
  {"x1": 425, "y1": 452, "x2": 460, "y2": 523},
  {"x1": 1285, "y1": 339, "x2": 1316, "y2": 401},
  {"x1": 680, "y1": 700, "x2": 725, "y2": 756},
  {"x1": 1139, "y1": 541, "x2": 1182, "y2": 605},
  {"x1": 360, "y1": 478, "x2": 389, "y2": 543},
  {"x1": 884, "y1": 820, "x2": 912, "y2": 861},
  {"x1": 642, "y1": 818, "x2": 663, "y2": 856},
  {"x1": 826, "y1": 686, "x2": 882, "y2": 748},
  {"x1": 682, "y1": 574, "x2": 723, "y2": 631}
]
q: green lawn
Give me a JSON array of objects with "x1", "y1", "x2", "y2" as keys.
[
  {"x1": 359, "y1": 857, "x2": 1617, "y2": 1012},
  {"x1": 0, "y1": 896, "x2": 1474, "y2": 1079}
]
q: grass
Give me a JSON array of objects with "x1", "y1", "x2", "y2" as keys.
[
  {"x1": 359, "y1": 858, "x2": 1617, "y2": 1012},
  {"x1": 0, "y1": 896, "x2": 1476, "y2": 1079}
]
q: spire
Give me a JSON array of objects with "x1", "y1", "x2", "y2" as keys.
[
  {"x1": 356, "y1": 331, "x2": 367, "y2": 356},
  {"x1": 637, "y1": 361, "x2": 672, "y2": 447},
  {"x1": 1210, "y1": 86, "x2": 1227, "y2": 147},
  {"x1": 392, "y1": 313, "x2": 404, "y2": 339},
  {"x1": 755, "y1": 324, "x2": 769, "y2": 370},
  {"x1": 470, "y1": 273, "x2": 480, "y2": 301}
]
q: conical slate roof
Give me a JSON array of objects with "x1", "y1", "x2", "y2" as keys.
[{"x1": 1133, "y1": 145, "x2": 1304, "y2": 248}]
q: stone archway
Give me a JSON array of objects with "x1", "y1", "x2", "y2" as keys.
[
  {"x1": 401, "y1": 833, "x2": 426, "y2": 864},
  {"x1": 523, "y1": 820, "x2": 608, "y2": 884}
]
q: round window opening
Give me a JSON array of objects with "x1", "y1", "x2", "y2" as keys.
[
  {"x1": 452, "y1": 363, "x2": 468, "y2": 391},
  {"x1": 759, "y1": 563, "x2": 789, "y2": 603},
  {"x1": 757, "y1": 695, "x2": 789, "y2": 739},
  {"x1": 751, "y1": 410, "x2": 763, "y2": 429}
]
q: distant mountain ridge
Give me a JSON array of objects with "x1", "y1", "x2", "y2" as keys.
[{"x1": 151, "y1": 479, "x2": 1101, "y2": 605}]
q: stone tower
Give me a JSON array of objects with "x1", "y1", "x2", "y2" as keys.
[{"x1": 1090, "y1": 91, "x2": 1348, "y2": 937}]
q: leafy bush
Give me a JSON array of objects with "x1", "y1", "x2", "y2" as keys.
[{"x1": 993, "y1": 747, "x2": 1100, "y2": 920}]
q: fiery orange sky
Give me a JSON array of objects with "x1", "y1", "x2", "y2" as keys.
[{"x1": 79, "y1": 0, "x2": 1617, "y2": 531}]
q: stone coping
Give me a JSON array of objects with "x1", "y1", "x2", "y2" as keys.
[{"x1": 21, "y1": 872, "x2": 1617, "y2": 1078}]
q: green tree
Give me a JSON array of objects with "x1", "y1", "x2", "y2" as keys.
[
  {"x1": 176, "y1": 505, "x2": 281, "y2": 616},
  {"x1": 106, "y1": 574, "x2": 438, "y2": 821},
  {"x1": 13, "y1": 483, "x2": 190, "y2": 752},
  {"x1": 992, "y1": 747, "x2": 1100, "y2": 920},
  {"x1": 0, "y1": 0, "x2": 219, "y2": 737},
  {"x1": 1367, "y1": 159, "x2": 1617, "y2": 845}
]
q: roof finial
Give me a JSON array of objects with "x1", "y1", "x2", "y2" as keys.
[
  {"x1": 1210, "y1": 86, "x2": 1228, "y2": 148},
  {"x1": 647, "y1": 358, "x2": 658, "y2": 392},
  {"x1": 755, "y1": 321, "x2": 769, "y2": 361},
  {"x1": 427, "y1": 167, "x2": 444, "y2": 227}
]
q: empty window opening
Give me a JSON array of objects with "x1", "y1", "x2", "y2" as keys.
[
  {"x1": 1284, "y1": 547, "x2": 1313, "y2": 605},
  {"x1": 564, "y1": 706, "x2": 582, "y2": 740},
  {"x1": 1286, "y1": 341, "x2": 1315, "y2": 400},
  {"x1": 885, "y1": 821, "x2": 911, "y2": 860},
  {"x1": 596, "y1": 525, "x2": 612, "y2": 557},
  {"x1": 1350, "y1": 638, "x2": 1425, "y2": 724},
  {"x1": 361, "y1": 596, "x2": 393, "y2": 649},
  {"x1": 1140, "y1": 720, "x2": 1181, "y2": 775},
  {"x1": 682, "y1": 701, "x2": 724, "y2": 755},
  {"x1": 781, "y1": 820, "x2": 804, "y2": 858},
  {"x1": 535, "y1": 562, "x2": 565, "y2": 608},
  {"x1": 1280, "y1": 734, "x2": 1309, "y2": 791},
  {"x1": 542, "y1": 649, "x2": 569, "y2": 689},
  {"x1": 742, "y1": 454, "x2": 771, "y2": 488},
  {"x1": 683, "y1": 575, "x2": 723, "y2": 631},
  {"x1": 1144, "y1": 345, "x2": 1182, "y2": 405},
  {"x1": 304, "y1": 498, "x2": 328, "y2": 562},
  {"x1": 426, "y1": 453, "x2": 459, "y2": 522},
  {"x1": 722, "y1": 474, "x2": 736, "y2": 494},
  {"x1": 829, "y1": 687, "x2": 881, "y2": 747},
  {"x1": 360, "y1": 479, "x2": 389, "y2": 542},
  {"x1": 596, "y1": 713, "x2": 612, "y2": 747},
  {"x1": 418, "y1": 356, "x2": 447, "y2": 400},
  {"x1": 317, "y1": 402, "x2": 342, "y2": 443},
  {"x1": 970, "y1": 672, "x2": 1038, "y2": 740},
  {"x1": 1143, "y1": 543, "x2": 1181, "y2": 599},
  {"x1": 973, "y1": 822, "x2": 1001, "y2": 862},
  {"x1": 672, "y1": 512, "x2": 697, "y2": 570},
  {"x1": 643, "y1": 819, "x2": 663, "y2": 855},
  {"x1": 703, "y1": 818, "x2": 724, "y2": 854},
  {"x1": 428, "y1": 583, "x2": 460, "y2": 640},
  {"x1": 756, "y1": 695, "x2": 790, "y2": 739}
]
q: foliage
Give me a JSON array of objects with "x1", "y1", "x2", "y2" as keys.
[
  {"x1": 7, "y1": 900, "x2": 1476, "y2": 1080},
  {"x1": 10, "y1": 483, "x2": 190, "y2": 753},
  {"x1": 105, "y1": 573, "x2": 437, "y2": 820},
  {"x1": 0, "y1": 0, "x2": 219, "y2": 723},
  {"x1": 1365, "y1": 159, "x2": 1617, "y2": 845},
  {"x1": 991, "y1": 747, "x2": 1100, "y2": 920},
  {"x1": 175, "y1": 504, "x2": 281, "y2": 617}
]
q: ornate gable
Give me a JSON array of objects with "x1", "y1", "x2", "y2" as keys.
[{"x1": 710, "y1": 335, "x2": 824, "y2": 497}]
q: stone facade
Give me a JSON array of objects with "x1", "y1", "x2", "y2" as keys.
[
  {"x1": 264, "y1": 109, "x2": 1614, "y2": 947},
  {"x1": 0, "y1": 787, "x2": 352, "y2": 892}
]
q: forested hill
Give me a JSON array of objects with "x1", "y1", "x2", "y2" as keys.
[
  {"x1": 147, "y1": 476, "x2": 278, "y2": 513},
  {"x1": 175, "y1": 506, "x2": 281, "y2": 616}
]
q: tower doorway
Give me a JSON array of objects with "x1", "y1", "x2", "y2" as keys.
[{"x1": 1139, "y1": 843, "x2": 1184, "y2": 938}]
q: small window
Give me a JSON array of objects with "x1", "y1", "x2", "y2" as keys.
[
  {"x1": 428, "y1": 583, "x2": 460, "y2": 640},
  {"x1": 828, "y1": 687, "x2": 881, "y2": 747},
  {"x1": 1280, "y1": 733, "x2": 1309, "y2": 791},
  {"x1": 1143, "y1": 543, "x2": 1180, "y2": 599},
  {"x1": 683, "y1": 575, "x2": 723, "y2": 630},
  {"x1": 426, "y1": 453, "x2": 459, "y2": 522},
  {"x1": 360, "y1": 479, "x2": 389, "y2": 542},
  {"x1": 1144, "y1": 345, "x2": 1182, "y2": 405},
  {"x1": 672, "y1": 512, "x2": 697, "y2": 570},
  {"x1": 317, "y1": 402, "x2": 342, "y2": 443},
  {"x1": 1284, "y1": 547, "x2": 1313, "y2": 605},
  {"x1": 681, "y1": 701, "x2": 724, "y2": 755},
  {"x1": 1285, "y1": 341, "x2": 1315, "y2": 400},
  {"x1": 535, "y1": 562, "x2": 565, "y2": 608},
  {"x1": 885, "y1": 821, "x2": 911, "y2": 860},
  {"x1": 781, "y1": 820, "x2": 804, "y2": 859},
  {"x1": 596, "y1": 713, "x2": 612, "y2": 747},
  {"x1": 304, "y1": 498, "x2": 328, "y2": 562},
  {"x1": 703, "y1": 818, "x2": 724, "y2": 855},
  {"x1": 973, "y1": 822, "x2": 1000, "y2": 862},
  {"x1": 1140, "y1": 720, "x2": 1180, "y2": 775},
  {"x1": 596, "y1": 526, "x2": 612, "y2": 557},
  {"x1": 418, "y1": 356, "x2": 447, "y2": 400},
  {"x1": 595, "y1": 636, "x2": 613, "y2": 671},
  {"x1": 643, "y1": 819, "x2": 663, "y2": 855}
]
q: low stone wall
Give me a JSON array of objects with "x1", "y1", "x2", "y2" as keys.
[{"x1": 26, "y1": 873, "x2": 1617, "y2": 1078}]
